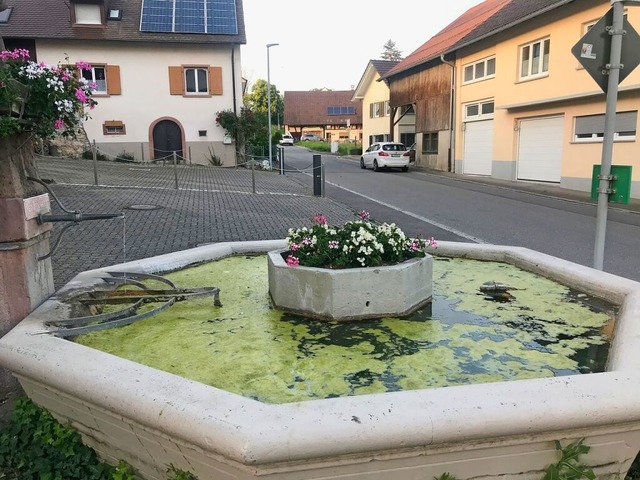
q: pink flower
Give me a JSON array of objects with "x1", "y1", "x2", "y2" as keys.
[
  {"x1": 61, "y1": 71, "x2": 71, "y2": 81},
  {"x1": 328, "y1": 240, "x2": 340, "y2": 249},
  {"x1": 312, "y1": 214, "x2": 327, "y2": 225},
  {"x1": 75, "y1": 88, "x2": 87, "y2": 103},
  {"x1": 53, "y1": 119, "x2": 65, "y2": 129},
  {"x1": 428, "y1": 237, "x2": 438, "y2": 248},
  {"x1": 302, "y1": 237, "x2": 312, "y2": 246},
  {"x1": 290, "y1": 243, "x2": 300, "y2": 251},
  {"x1": 357, "y1": 210, "x2": 370, "y2": 220},
  {"x1": 75, "y1": 61, "x2": 91, "y2": 70},
  {"x1": 286, "y1": 255, "x2": 300, "y2": 266}
]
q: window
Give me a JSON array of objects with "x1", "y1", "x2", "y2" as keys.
[
  {"x1": 0, "y1": 7, "x2": 13, "y2": 23},
  {"x1": 168, "y1": 66, "x2": 222, "y2": 96},
  {"x1": 185, "y1": 67, "x2": 208, "y2": 94},
  {"x1": 103, "y1": 120, "x2": 125, "y2": 135},
  {"x1": 82, "y1": 66, "x2": 107, "y2": 94},
  {"x1": 520, "y1": 38, "x2": 550, "y2": 80},
  {"x1": 463, "y1": 56, "x2": 496, "y2": 84},
  {"x1": 328, "y1": 106, "x2": 356, "y2": 115},
  {"x1": 385, "y1": 101, "x2": 390, "y2": 116},
  {"x1": 370, "y1": 102, "x2": 381, "y2": 118},
  {"x1": 74, "y1": 4, "x2": 102, "y2": 25},
  {"x1": 464, "y1": 100, "x2": 494, "y2": 120},
  {"x1": 401, "y1": 104, "x2": 415, "y2": 115},
  {"x1": 422, "y1": 132, "x2": 438, "y2": 154},
  {"x1": 574, "y1": 111, "x2": 637, "y2": 142},
  {"x1": 400, "y1": 133, "x2": 415, "y2": 147},
  {"x1": 108, "y1": 9, "x2": 122, "y2": 20}
]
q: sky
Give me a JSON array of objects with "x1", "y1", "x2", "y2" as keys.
[{"x1": 240, "y1": 0, "x2": 486, "y2": 94}]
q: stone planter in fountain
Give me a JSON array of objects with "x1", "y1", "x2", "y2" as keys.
[{"x1": 267, "y1": 248, "x2": 433, "y2": 321}]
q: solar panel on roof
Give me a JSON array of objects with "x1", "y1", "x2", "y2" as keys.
[{"x1": 140, "y1": 0, "x2": 237, "y2": 34}]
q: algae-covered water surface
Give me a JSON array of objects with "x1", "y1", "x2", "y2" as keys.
[{"x1": 75, "y1": 256, "x2": 614, "y2": 403}]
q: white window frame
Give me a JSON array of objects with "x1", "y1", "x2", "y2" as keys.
[
  {"x1": 81, "y1": 66, "x2": 107, "y2": 94},
  {"x1": 74, "y1": 3, "x2": 102, "y2": 24},
  {"x1": 384, "y1": 100, "x2": 390, "y2": 116},
  {"x1": 519, "y1": 37, "x2": 550, "y2": 81},
  {"x1": 463, "y1": 100, "x2": 495, "y2": 122},
  {"x1": 372, "y1": 102, "x2": 381, "y2": 118},
  {"x1": 573, "y1": 111, "x2": 637, "y2": 143},
  {"x1": 184, "y1": 67, "x2": 209, "y2": 95},
  {"x1": 462, "y1": 56, "x2": 496, "y2": 84}
]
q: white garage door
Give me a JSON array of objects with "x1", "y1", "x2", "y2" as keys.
[
  {"x1": 517, "y1": 116, "x2": 564, "y2": 182},
  {"x1": 463, "y1": 120, "x2": 494, "y2": 175}
]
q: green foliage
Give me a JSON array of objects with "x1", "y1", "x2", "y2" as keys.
[
  {"x1": 0, "y1": 49, "x2": 97, "y2": 139},
  {"x1": 285, "y1": 212, "x2": 436, "y2": 269},
  {"x1": 216, "y1": 107, "x2": 270, "y2": 152},
  {"x1": 434, "y1": 474, "x2": 457, "y2": 480},
  {"x1": 0, "y1": 397, "x2": 136, "y2": 479},
  {"x1": 114, "y1": 151, "x2": 135, "y2": 163},
  {"x1": 243, "y1": 78, "x2": 284, "y2": 125},
  {"x1": 381, "y1": 39, "x2": 403, "y2": 61},
  {"x1": 543, "y1": 439, "x2": 595, "y2": 480},
  {"x1": 82, "y1": 149, "x2": 107, "y2": 161},
  {"x1": 167, "y1": 464, "x2": 199, "y2": 479},
  {"x1": 206, "y1": 146, "x2": 222, "y2": 166}
]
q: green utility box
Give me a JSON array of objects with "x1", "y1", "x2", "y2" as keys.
[{"x1": 590, "y1": 165, "x2": 632, "y2": 204}]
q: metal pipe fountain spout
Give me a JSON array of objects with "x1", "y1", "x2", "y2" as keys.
[{"x1": 37, "y1": 212, "x2": 124, "y2": 225}]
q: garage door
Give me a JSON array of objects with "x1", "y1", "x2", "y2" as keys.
[
  {"x1": 517, "y1": 116, "x2": 564, "y2": 182},
  {"x1": 463, "y1": 120, "x2": 493, "y2": 175}
]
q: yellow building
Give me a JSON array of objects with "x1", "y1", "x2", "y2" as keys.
[{"x1": 385, "y1": 0, "x2": 640, "y2": 198}]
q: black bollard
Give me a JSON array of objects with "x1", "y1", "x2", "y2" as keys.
[{"x1": 313, "y1": 154, "x2": 322, "y2": 196}]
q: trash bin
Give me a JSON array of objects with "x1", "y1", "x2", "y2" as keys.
[{"x1": 331, "y1": 141, "x2": 339, "y2": 154}]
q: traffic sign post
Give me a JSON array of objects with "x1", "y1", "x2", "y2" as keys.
[{"x1": 571, "y1": 0, "x2": 640, "y2": 271}]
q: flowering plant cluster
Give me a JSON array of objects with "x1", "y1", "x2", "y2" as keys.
[
  {"x1": 0, "y1": 49, "x2": 97, "y2": 139},
  {"x1": 285, "y1": 211, "x2": 437, "y2": 269}
]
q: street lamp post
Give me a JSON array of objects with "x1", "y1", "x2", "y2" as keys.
[{"x1": 266, "y1": 43, "x2": 279, "y2": 169}]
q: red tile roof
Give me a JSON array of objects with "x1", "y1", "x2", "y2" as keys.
[
  {"x1": 284, "y1": 90, "x2": 362, "y2": 127},
  {"x1": 385, "y1": 0, "x2": 510, "y2": 78}
]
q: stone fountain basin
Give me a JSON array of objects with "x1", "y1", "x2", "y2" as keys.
[{"x1": 2, "y1": 240, "x2": 640, "y2": 479}]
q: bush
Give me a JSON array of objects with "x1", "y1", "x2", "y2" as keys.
[
  {"x1": 349, "y1": 148, "x2": 362, "y2": 155},
  {"x1": 114, "y1": 151, "x2": 136, "y2": 163},
  {"x1": 0, "y1": 397, "x2": 136, "y2": 479},
  {"x1": 82, "y1": 149, "x2": 107, "y2": 161}
]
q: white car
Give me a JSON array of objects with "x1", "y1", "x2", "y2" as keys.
[
  {"x1": 360, "y1": 142, "x2": 410, "y2": 172},
  {"x1": 279, "y1": 133, "x2": 294, "y2": 146}
]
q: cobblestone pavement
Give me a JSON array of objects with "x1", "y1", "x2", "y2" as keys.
[
  {"x1": 36, "y1": 156, "x2": 312, "y2": 195},
  {"x1": 37, "y1": 158, "x2": 356, "y2": 288}
]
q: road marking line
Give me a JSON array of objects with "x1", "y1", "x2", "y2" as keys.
[{"x1": 324, "y1": 180, "x2": 487, "y2": 243}]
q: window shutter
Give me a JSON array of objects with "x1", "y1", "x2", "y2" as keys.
[
  {"x1": 378, "y1": 101, "x2": 385, "y2": 116},
  {"x1": 369, "y1": 103, "x2": 374, "y2": 118},
  {"x1": 208, "y1": 66, "x2": 223, "y2": 95},
  {"x1": 616, "y1": 111, "x2": 637, "y2": 133},
  {"x1": 106, "y1": 65, "x2": 121, "y2": 95},
  {"x1": 168, "y1": 66, "x2": 184, "y2": 95}
]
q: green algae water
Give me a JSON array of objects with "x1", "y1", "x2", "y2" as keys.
[{"x1": 75, "y1": 256, "x2": 614, "y2": 404}]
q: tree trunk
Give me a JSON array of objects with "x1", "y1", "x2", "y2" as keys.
[{"x1": 0, "y1": 133, "x2": 45, "y2": 199}]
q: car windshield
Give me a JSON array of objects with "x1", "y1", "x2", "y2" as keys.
[{"x1": 382, "y1": 144, "x2": 405, "y2": 152}]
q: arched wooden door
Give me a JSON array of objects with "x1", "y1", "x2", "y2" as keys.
[{"x1": 152, "y1": 120, "x2": 183, "y2": 161}]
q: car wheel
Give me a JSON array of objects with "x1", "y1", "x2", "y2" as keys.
[
  {"x1": 360, "y1": 158, "x2": 366, "y2": 169},
  {"x1": 373, "y1": 160, "x2": 380, "y2": 172},
  {"x1": 402, "y1": 166, "x2": 408, "y2": 172}
]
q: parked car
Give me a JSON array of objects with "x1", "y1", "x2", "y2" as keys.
[
  {"x1": 279, "y1": 133, "x2": 294, "y2": 146},
  {"x1": 360, "y1": 142, "x2": 410, "y2": 172},
  {"x1": 301, "y1": 133, "x2": 324, "y2": 142}
]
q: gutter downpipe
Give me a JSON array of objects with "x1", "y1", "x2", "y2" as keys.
[
  {"x1": 231, "y1": 46, "x2": 238, "y2": 115},
  {"x1": 441, "y1": 54, "x2": 455, "y2": 173}
]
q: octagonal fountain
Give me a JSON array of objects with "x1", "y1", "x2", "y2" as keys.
[{"x1": 2, "y1": 240, "x2": 640, "y2": 479}]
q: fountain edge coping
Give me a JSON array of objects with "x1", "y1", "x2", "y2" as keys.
[{"x1": 1, "y1": 240, "x2": 640, "y2": 466}]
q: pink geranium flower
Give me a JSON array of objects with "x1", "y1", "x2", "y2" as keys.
[
  {"x1": 312, "y1": 214, "x2": 327, "y2": 225},
  {"x1": 286, "y1": 255, "x2": 300, "y2": 266},
  {"x1": 53, "y1": 119, "x2": 65, "y2": 129}
]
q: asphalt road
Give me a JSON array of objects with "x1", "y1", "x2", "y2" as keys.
[{"x1": 280, "y1": 146, "x2": 640, "y2": 282}]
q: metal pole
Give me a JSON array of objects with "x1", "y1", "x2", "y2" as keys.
[
  {"x1": 266, "y1": 43, "x2": 279, "y2": 170},
  {"x1": 251, "y1": 157, "x2": 256, "y2": 194},
  {"x1": 92, "y1": 140, "x2": 98, "y2": 186},
  {"x1": 173, "y1": 151, "x2": 179, "y2": 190},
  {"x1": 313, "y1": 154, "x2": 322, "y2": 196},
  {"x1": 594, "y1": 0, "x2": 624, "y2": 270},
  {"x1": 140, "y1": 142, "x2": 145, "y2": 163},
  {"x1": 189, "y1": 146, "x2": 192, "y2": 165},
  {"x1": 321, "y1": 163, "x2": 325, "y2": 198},
  {"x1": 279, "y1": 147, "x2": 284, "y2": 175}
]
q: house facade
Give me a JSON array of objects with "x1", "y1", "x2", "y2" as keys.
[
  {"x1": 352, "y1": 60, "x2": 415, "y2": 149},
  {"x1": 384, "y1": 0, "x2": 640, "y2": 198},
  {"x1": 0, "y1": 0, "x2": 246, "y2": 165},
  {"x1": 284, "y1": 90, "x2": 363, "y2": 143}
]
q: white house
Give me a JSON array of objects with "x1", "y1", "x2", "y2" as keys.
[{"x1": 0, "y1": 0, "x2": 246, "y2": 165}]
